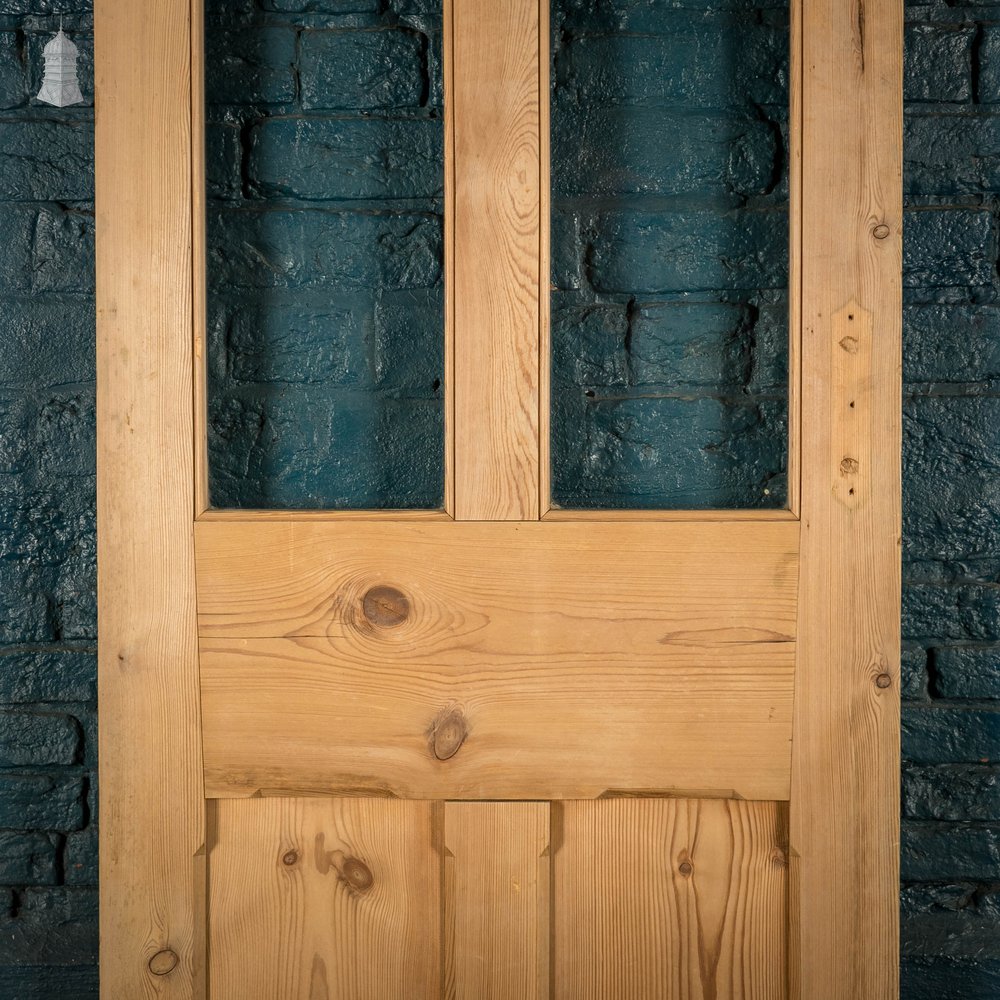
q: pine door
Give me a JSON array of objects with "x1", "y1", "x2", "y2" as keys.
[{"x1": 95, "y1": 0, "x2": 902, "y2": 997}]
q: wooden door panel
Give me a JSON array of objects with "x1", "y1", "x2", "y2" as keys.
[
  {"x1": 209, "y1": 798, "x2": 442, "y2": 999},
  {"x1": 195, "y1": 520, "x2": 799, "y2": 640},
  {"x1": 207, "y1": 799, "x2": 786, "y2": 1000},
  {"x1": 553, "y1": 799, "x2": 788, "y2": 1000},
  {"x1": 196, "y1": 519, "x2": 797, "y2": 800},
  {"x1": 445, "y1": 802, "x2": 549, "y2": 1000}
]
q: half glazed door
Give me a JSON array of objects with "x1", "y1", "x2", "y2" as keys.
[{"x1": 95, "y1": 1, "x2": 902, "y2": 998}]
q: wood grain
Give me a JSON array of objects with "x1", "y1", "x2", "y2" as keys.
[
  {"x1": 451, "y1": 0, "x2": 541, "y2": 520},
  {"x1": 554, "y1": 799, "x2": 788, "y2": 1000},
  {"x1": 209, "y1": 799, "x2": 440, "y2": 999},
  {"x1": 444, "y1": 803, "x2": 549, "y2": 1000},
  {"x1": 790, "y1": 0, "x2": 902, "y2": 996},
  {"x1": 195, "y1": 519, "x2": 797, "y2": 799},
  {"x1": 195, "y1": 519, "x2": 798, "y2": 638},
  {"x1": 95, "y1": 0, "x2": 205, "y2": 995}
]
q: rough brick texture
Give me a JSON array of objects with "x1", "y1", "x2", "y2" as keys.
[
  {"x1": 204, "y1": 1, "x2": 445, "y2": 509},
  {"x1": 550, "y1": 0, "x2": 790, "y2": 508},
  {"x1": 1, "y1": 0, "x2": 999, "y2": 997}
]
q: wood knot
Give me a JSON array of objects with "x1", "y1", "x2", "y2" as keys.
[
  {"x1": 838, "y1": 335, "x2": 860, "y2": 354},
  {"x1": 281, "y1": 850, "x2": 299, "y2": 867},
  {"x1": 148, "y1": 950, "x2": 179, "y2": 977},
  {"x1": 340, "y1": 856, "x2": 374, "y2": 893},
  {"x1": 678, "y1": 860, "x2": 694, "y2": 877},
  {"x1": 840, "y1": 457, "x2": 859, "y2": 474},
  {"x1": 769, "y1": 848, "x2": 788, "y2": 869},
  {"x1": 362, "y1": 585, "x2": 410, "y2": 628},
  {"x1": 430, "y1": 708, "x2": 468, "y2": 761},
  {"x1": 875, "y1": 672, "x2": 892, "y2": 689},
  {"x1": 872, "y1": 223, "x2": 891, "y2": 240}
]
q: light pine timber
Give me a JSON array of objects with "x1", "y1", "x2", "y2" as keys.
[
  {"x1": 444, "y1": 803, "x2": 549, "y2": 1000},
  {"x1": 451, "y1": 0, "x2": 542, "y2": 520},
  {"x1": 195, "y1": 519, "x2": 797, "y2": 799},
  {"x1": 209, "y1": 799, "x2": 440, "y2": 999},
  {"x1": 790, "y1": 0, "x2": 902, "y2": 997},
  {"x1": 553, "y1": 799, "x2": 788, "y2": 1000},
  {"x1": 95, "y1": 0, "x2": 205, "y2": 995}
]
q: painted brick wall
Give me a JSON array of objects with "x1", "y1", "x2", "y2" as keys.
[
  {"x1": 1, "y1": 1, "x2": 999, "y2": 997},
  {"x1": 204, "y1": 0, "x2": 446, "y2": 509},
  {"x1": 551, "y1": 0, "x2": 790, "y2": 509}
]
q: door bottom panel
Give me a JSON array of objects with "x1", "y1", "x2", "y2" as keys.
[{"x1": 208, "y1": 797, "x2": 788, "y2": 999}]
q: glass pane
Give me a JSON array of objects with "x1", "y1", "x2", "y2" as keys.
[
  {"x1": 550, "y1": 0, "x2": 790, "y2": 509},
  {"x1": 204, "y1": 1, "x2": 445, "y2": 509}
]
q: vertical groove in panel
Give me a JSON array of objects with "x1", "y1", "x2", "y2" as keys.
[
  {"x1": 451, "y1": 0, "x2": 541, "y2": 520},
  {"x1": 554, "y1": 799, "x2": 788, "y2": 1000},
  {"x1": 209, "y1": 799, "x2": 440, "y2": 1000},
  {"x1": 444, "y1": 802, "x2": 550, "y2": 1000}
]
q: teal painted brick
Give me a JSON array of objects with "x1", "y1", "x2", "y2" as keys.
[
  {"x1": 0, "y1": 395, "x2": 31, "y2": 474},
  {"x1": 553, "y1": 109, "x2": 778, "y2": 198},
  {"x1": 63, "y1": 825, "x2": 96, "y2": 885},
  {"x1": 903, "y1": 765, "x2": 1000, "y2": 822},
  {"x1": 551, "y1": 211, "x2": 582, "y2": 290},
  {"x1": 586, "y1": 209, "x2": 787, "y2": 294},
  {"x1": 31, "y1": 206, "x2": 94, "y2": 294},
  {"x1": 0, "y1": 207, "x2": 41, "y2": 293},
  {"x1": 0, "y1": 888, "x2": 97, "y2": 965},
  {"x1": 0, "y1": 712, "x2": 79, "y2": 767},
  {"x1": 0, "y1": 297, "x2": 95, "y2": 389},
  {"x1": 902, "y1": 884, "x2": 1000, "y2": 959},
  {"x1": 904, "y1": 24, "x2": 973, "y2": 103},
  {"x1": 209, "y1": 390, "x2": 443, "y2": 509},
  {"x1": 902, "y1": 958, "x2": 1000, "y2": 1000},
  {"x1": 903, "y1": 644, "x2": 929, "y2": 699},
  {"x1": 0, "y1": 832, "x2": 58, "y2": 886},
  {"x1": 248, "y1": 117, "x2": 442, "y2": 201},
  {"x1": 299, "y1": 29, "x2": 426, "y2": 110},
  {"x1": 556, "y1": 18, "x2": 787, "y2": 109},
  {"x1": 902, "y1": 823, "x2": 1000, "y2": 881},
  {"x1": 552, "y1": 393, "x2": 785, "y2": 508},
  {"x1": 629, "y1": 301, "x2": 754, "y2": 388},
  {"x1": 204, "y1": 27, "x2": 296, "y2": 106},
  {"x1": 206, "y1": 123, "x2": 241, "y2": 201},
  {"x1": 904, "y1": 305, "x2": 1000, "y2": 384},
  {"x1": 220, "y1": 294, "x2": 373, "y2": 386},
  {"x1": 0, "y1": 123, "x2": 92, "y2": 201},
  {"x1": 904, "y1": 586, "x2": 1000, "y2": 642},
  {"x1": 263, "y1": 0, "x2": 378, "y2": 11},
  {"x1": 934, "y1": 647, "x2": 1000, "y2": 700},
  {"x1": 207, "y1": 209, "x2": 442, "y2": 290},
  {"x1": 0, "y1": 650, "x2": 95, "y2": 705},
  {"x1": 373, "y1": 288, "x2": 444, "y2": 391},
  {"x1": 977, "y1": 25, "x2": 1000, "y2": 105},
  {"x1": 905, "y1": 115, "x2": 1000, "y2": 197},
  {"x1": 903, "y1": 706, "x2": 1000, "y2": 763},
  {"x1": 903, "y1": 209, "x2": 995, "y2": 289},
  {"x1": 0, "y1": 34, "x2": 26, "y2": 110},
  {"x1": 0, "y1": 775, "x2": 84, "y2": 832},
  {"x1": 551, "y1": 299, "x2": 629, "y2": 389},
  {"x1": 0, "y1": 965, "x2": 98, "y2": 1000},
  {"x1": 904, "y1": 398, "x2": 1000, "y2": 570}
]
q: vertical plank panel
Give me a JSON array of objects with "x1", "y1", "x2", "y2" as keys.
[
  {"x1": 554, "y1": 799, "x2": 788, "y2": 1000},
  {"x1": 209, "y1": 799, "x2": 441, "y2": 999},
  {"x1": 787, "y1": 0, "x2": 803, "y2": 517},
  {"x1": 444, "y1": 802, "x2": 550, "y2": 1000},
  {"x1": 95, "y1": 0, "x2": 205, "y2": 996},
  {"x1": 791, "y1": 0, "x2": 902, "y2": 996},
  {"x1": 451, "y1": 0, "x2": 541, "y2": 520}
]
